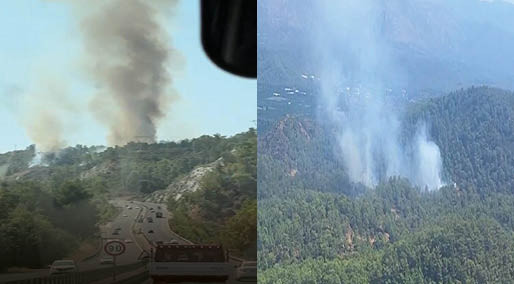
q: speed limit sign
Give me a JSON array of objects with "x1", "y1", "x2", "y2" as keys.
[{"x1": 104, "y1": 240, "x2": 126, "y2": 256}]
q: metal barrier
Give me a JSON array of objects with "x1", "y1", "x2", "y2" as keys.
[
  {"x1": 111, "y1": 270, "x2": 149, "y2": 284},
  {"x1": 1, "y1": 261, "x2": 148, "y2": 284},
  {"x1": 80, "y1": 238, "x2": 103, "y2": 263}
]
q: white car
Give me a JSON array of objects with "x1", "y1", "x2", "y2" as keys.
[
  {"x1": 100, "y1": 256, "x2": 114, "y2": 265},
  {"x1": 235, "y1": 261, "x2": 257, "y2": 282},
  {"x1": 125, "y1": 239, "x2": 133, "y2": 243},
  {"x1": 48, "y1": 260, "x2": 77, "y2": 275}
]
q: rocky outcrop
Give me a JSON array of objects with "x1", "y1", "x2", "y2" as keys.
[{"x1": 144, "y1": 158, "x2": 224, "y2": 203}]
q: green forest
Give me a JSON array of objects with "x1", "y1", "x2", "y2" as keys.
[
  {"x1": 258, "y1": 87, "x2": 514, "y2": 283},
  {"x1": 0, "y1": 178, "x2": 114, "y2": 270},
  {"x1": 0, "y1": 129, "x2": 257, "y2": 269},
  {"x1": 167, "y1": 129, "x2": 257, "y2": 259}
]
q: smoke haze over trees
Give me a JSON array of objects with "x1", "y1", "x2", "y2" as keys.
[
  {"x1": 0, "y1": 129, "x2": 256, "y2": 269},
  {"x1": 258, "y1": 0, "x2": 514, "y2": 282}
]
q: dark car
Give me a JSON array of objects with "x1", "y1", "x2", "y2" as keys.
[{"x1": 148, "y1": 230, "x2": 154, "y2": 234}]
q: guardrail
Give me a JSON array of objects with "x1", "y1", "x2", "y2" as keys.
[
  {"x1": 0, "y1": 261, "x2": 148, "y2": 284},
  {"x1": 82, "y1": 206, "x2": 123, "y2": 263},
  {"x1": 229, "y1": 255, "x2": 245, "y2": 264},
  {"x1": 80, "y1": 237, "x2": 103, "y2": 263},
  {"x1": 111, "y1": 270, "x2": 149, "y2": 284}
]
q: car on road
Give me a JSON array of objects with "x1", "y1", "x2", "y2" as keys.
[
  {"x1": 48, "y1": 260, "x2": 77, "y2": 275},
  {"x1": 125, "y1": 239, "x2": 133, "y2": 243},
  {"x1": 166, "y1": 239, "x2": 179, "y2": 245},
  {"x1": 112, "y1": 230, "x2": 120, "y2": 235},
  {"x1": 135, "y1": 206, "x2": 140, "y2": 209},
  {"x1": 100, "y1": 256, "x2": 114, "y2": 265},
  {"x1": 147, "y1": 217, "x2": 153, "y2": 223},
  {"x1": 148, "y1": 230, "x2": 154, "y2": 234},
  {"x1": 123, "y1": 214, "x2": 128, "y2": 217},
  {"x1": 235, "y1": 261, "x2": 257, "y2": 282}
]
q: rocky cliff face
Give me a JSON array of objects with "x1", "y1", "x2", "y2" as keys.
[{"x1": 144, "y1": 157, "x2": 224, "y2": 203}]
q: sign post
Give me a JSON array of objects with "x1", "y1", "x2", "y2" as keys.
[{"x1": 104, "y1": 240, "x2": 126, "y2": 281}]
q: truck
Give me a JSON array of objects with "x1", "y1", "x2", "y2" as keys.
[{"x1": 149, "y1": 244, "x2": 232, "y2": 283}]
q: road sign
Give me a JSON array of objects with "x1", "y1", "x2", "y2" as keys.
[{"x1": 104, "y1": 240, "x2": 126, "y2": 256}]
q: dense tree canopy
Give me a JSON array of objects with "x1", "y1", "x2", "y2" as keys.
[
  {"x1": 167, "y1": 130, "x2": 257, "y2": 259},
  {"x1": 258, "y1": 87, "x2": 514, "y2": 282},
  {"x1": 0, "y1": 129, "x2": 257, "y2": 269}
]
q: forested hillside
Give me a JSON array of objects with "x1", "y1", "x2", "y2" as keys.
[
  {"x1": 0, "y1": 129, "x2": 257, "y2": 269},
  {"x1": 166, "y1": 130, "x2": 257, "y2": 259},
  {"x1": 258, "y1": 87, "x2": 514, "y2": 282},
  {"x1": 258, "y1": 115, "x2": 366, "y2": 199},
  {"x1": 0, "y1": 178, "x2": 114, "y2": 270},
  {"x1": 403, "y1": 87, "x2": 514, "y2": 193}
]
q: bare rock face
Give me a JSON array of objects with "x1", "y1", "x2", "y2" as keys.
[
  {"x1": 79, "y1": 161, "x2": 118, "y2": 180},
  {"x1": 144, "y1": 157, "x2": 224, "y2": 203}
]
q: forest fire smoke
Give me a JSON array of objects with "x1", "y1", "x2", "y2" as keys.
[
  {"x1": 311, "y1": 0, "x2": 444, "y2": 190},
  {"x1": 78, "y1": 0, "x2": 179, "y2": 146}
]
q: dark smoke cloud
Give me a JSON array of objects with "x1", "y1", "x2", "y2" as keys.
[{"x1": 79, "y1": 0, "x2": 179, "y2": 146}]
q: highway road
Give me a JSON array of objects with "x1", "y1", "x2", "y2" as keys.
[
  {"x1": 136, "y1": 201, "x2": 189, "y2": 245},
  {"x1": 0, "y1": 200, "x2": 145, "y2": 283},
  {"x1": 129, "y1": 199, "x2": 257, "y2": 284},
  {"x1": 80, "y1": 199, "x2": 146, "y2": 269},
  {"x1": 0, "y1": 198, "x2": 256, "y2": 284}
]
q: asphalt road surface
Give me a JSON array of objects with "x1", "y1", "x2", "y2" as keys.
[
  {"x1": 81, "y1": 200, "x2": 146, "y2": 269},
  {"x1": 0, "y1": 199, "x2": 256, "y2": 284},
  {"x1": 130, "y1": 200, "x2": 256, "y2": 284}
]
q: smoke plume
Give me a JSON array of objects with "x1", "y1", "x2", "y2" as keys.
[
  {"x1": 412, "y1": 123, "x2": 444, "y2": 190},
  {"x1": 21, "y1": 75, "x2": 74, "y2": 152},
  {"x1": 78, "y1": 0, "x2": 179, "y2": 146},
  {"x1": 310, "y1": 0, "x2": 444, "y2": 190}
]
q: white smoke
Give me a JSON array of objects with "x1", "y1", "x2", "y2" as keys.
[
  {"x1": 29, "y1": 147, "x2": 48, "y2": 168},
  {"x1": 325, "y1": 83, "x2": 444, "y2": 191},
  {"x1": 412, "y1": 123, "x2": 444, "y2": 190},
  {"x1": 310, "y1": 0, "x2": 444, "y2": 190}
]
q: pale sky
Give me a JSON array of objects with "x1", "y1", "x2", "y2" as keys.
[{"x1": 0, "y1": 0, "x2": 256, "y2": 153}]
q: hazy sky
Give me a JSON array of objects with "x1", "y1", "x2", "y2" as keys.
[{"x1": 0, "y1": 0, "x2": 256, "y2": 154}]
